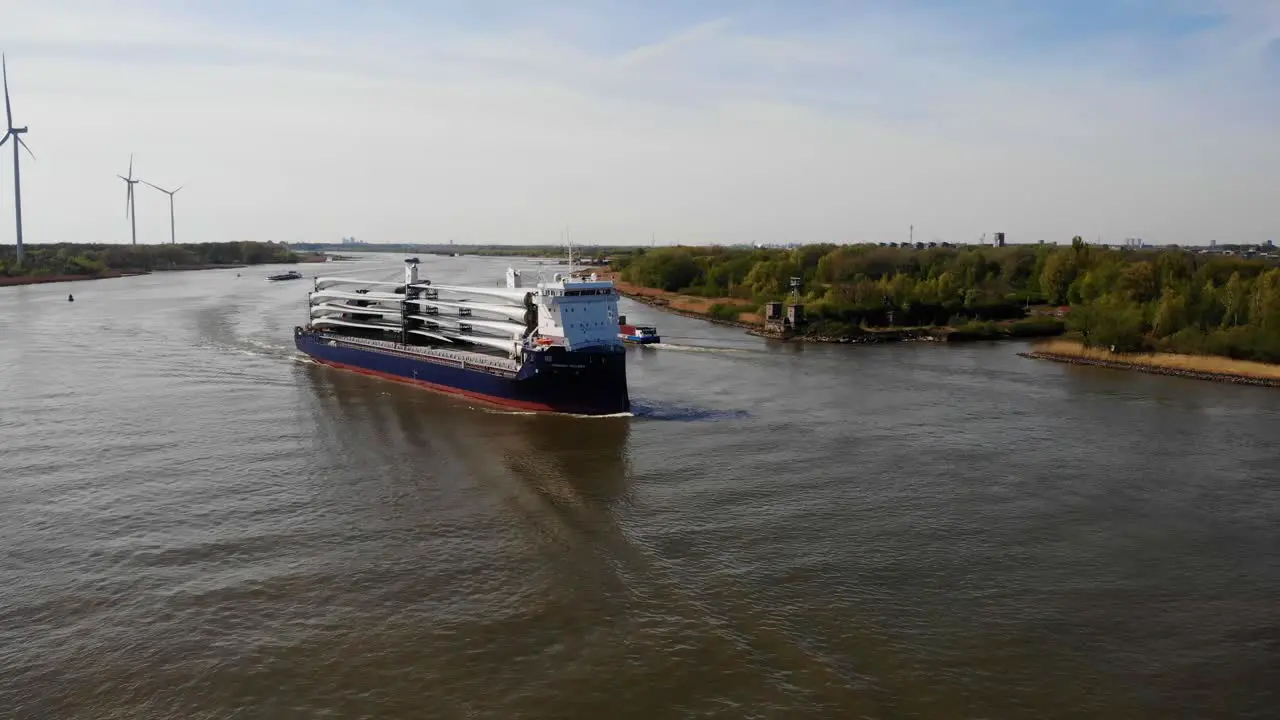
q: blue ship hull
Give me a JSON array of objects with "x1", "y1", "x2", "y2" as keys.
[{"x1": 295, "y1": 328, "x2": 630, "y2": 415}]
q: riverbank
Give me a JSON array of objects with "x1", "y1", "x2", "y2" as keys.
[
  {"x1": 603, "y1": 271, "x2": 1064, "y2": 343},
  {"x1": 0, "y1": 263, "x2": 256, "y2": 286},
  {"x1": 606, "y1": 274, "x2": 764, "y2": 328},
  {"x1": 0, "y1": 259, "x2": 326, "y2": 287},
  {"x1": 1021, "y1": 339, "x2": 1280, "y2": 387},
  {"x1": 0, "y1": 241, "x2": 301, "y2": 286},
  {"x1": 153, "y1": 264, "x2": 247, "y2": 272},
  {"x1": 0, "y1": 270, "x2": 147, "y2": 287}
]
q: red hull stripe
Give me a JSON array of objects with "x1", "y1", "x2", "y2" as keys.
[{"x1": 314, "y1": 358, "x2": 561, "y2": 412}]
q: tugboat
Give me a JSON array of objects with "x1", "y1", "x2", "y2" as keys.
[
  {"x1": 618, "y1": 315, "x2": 660, "y2": 344},
  {"x1": 267, "y1": 270, "x2": 303, "y2": 282}
]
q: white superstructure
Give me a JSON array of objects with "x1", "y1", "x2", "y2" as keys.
[
  {"x1": 513, "y1": 269, "x2": 620, "y2": 352},
  {"x1": 306, "y1": 258, "x2": 623, "y2": 358}
]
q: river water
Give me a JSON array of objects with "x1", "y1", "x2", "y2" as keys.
[{"x1": 1, "y1": 255, "x2": 1276, "y2": 719}]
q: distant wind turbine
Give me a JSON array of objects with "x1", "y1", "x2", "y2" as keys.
[
  {"x1": 142, "y1": 180, "x2": 183, "y2": 244},
  {"x1": 0, "y1": 53, "x2": 34, "y2": 266},
  {"x1": 118, "y1": 154, "x2": 140, "y2": 244}
]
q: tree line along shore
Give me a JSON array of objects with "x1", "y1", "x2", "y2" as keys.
[
  {"x1": 605, "y1": 239, "x2": 1280, "y2": 372},
  {"x1": 0, "y1": 242, "x2": 304, "y2": 285},
  {"x1": 8, "y1": 238, "x2": 1279, "y2": 382}
]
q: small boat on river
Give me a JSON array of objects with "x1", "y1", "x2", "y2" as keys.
[{"x1": 618, "y1": 315, "x2": 660, "y2": 344}]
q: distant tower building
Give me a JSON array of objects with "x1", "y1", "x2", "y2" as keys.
[
  {"x1": 765, "y1": 302, "x2": 783, "y2": 325},
  {"x1": 786, "y1": 303, "x2": 805, "y2": 328},
  {"x1": 762, "y1": 278, "x2": 807, "y2": 339},
  {"x1": 994, "y1": 232, "x2": 1006, "y2": 247}
]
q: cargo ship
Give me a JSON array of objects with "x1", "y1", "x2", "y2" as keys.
[
  {"x1": 294, "y1": 258, "x2": 630, "y2": 415},
  {"x1": 617, "y1": 315, "x2": 660, "y2": 344},
  {"x1": 268, "y1": 270, "x2": 303, "y2": 281}
]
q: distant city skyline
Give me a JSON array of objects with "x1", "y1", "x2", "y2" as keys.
[{"x1": 2, "y1": 0, "x2": 1278, "y2": 247}]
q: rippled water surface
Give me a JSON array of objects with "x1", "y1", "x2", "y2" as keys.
[{"x1": 2, "y1": 255, "x2": 1277, "y2": 719}]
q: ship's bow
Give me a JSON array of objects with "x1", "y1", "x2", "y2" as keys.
[{"x1": 522, "y1": 346, "x2": 630, "y2": 415}]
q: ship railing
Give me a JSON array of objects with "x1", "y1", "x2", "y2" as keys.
[{"x1": 320, "y1": 332, "x2": 521, "y2": 373}]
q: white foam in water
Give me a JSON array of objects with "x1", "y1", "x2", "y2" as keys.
[
  {"x1": 243, "y1": 339, "x2": 289, "y2": 352},
  {"x1": 650, "y1": 343, "x2": 748, "y2": 354}
]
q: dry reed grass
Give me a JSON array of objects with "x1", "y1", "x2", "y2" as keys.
[
  {"x1": 602, "y1": 271, "x2": 763, "y2": 325},
  {"x1": 1031, "y1": 339, "x2": 1280, "y2": 380}
]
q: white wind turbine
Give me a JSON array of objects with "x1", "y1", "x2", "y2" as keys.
[
  {"x1": 118, "y1": 154, "x2": 140, "y2": 244},
  {"x1": 0, "y1": 53, "x2": 34, "y2": 265},
  {"x1": 142, "y1": 180, "x2": 183, "y2": 244}
]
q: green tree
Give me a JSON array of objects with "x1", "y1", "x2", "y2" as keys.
[
  {"x1": 1117, "y1": 261, "x2": 1159, "y2": 303},
  {"x1": 1250, "y1": 268, "x2": 1280, "y2": 333},
  {"x1": 1152, "y1": 288, "x2": 1188, "y2": 338},
  {"x1": 1222, "y1": 272, "x2": 1249, "y2": 327},
  {"x1": 596, "y1": 242, "x2": 1280, "y2": 360},
  {"x1": 1040, "y1": 251, "x2": 1075, "y2": 305},
  {"x1": 1073, "y1": 293, "x2": 1146, "y2": 352}
]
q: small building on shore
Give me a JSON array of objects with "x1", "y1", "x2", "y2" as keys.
[{"x1": 762, "y1": 301, "x2": 806, "y2": 338}]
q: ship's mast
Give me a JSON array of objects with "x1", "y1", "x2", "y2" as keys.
[
  {"x1": 566, "y1": 225, "x2": 574, "y2": 278},
  {"x1": 401, "y1": 257, "x2": 420, "y2": 345}
]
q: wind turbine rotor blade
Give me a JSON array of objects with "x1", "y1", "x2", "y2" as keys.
[
  {"x1": 141, "y1": 180, "x2": 167, "y2": 193},
  {"x1": 17, "y1": 137, "x2": 32, "y2": 160},
  {"x1": 0, "y1": 130, "x2": 9, "y2": 149},
  {"x1": 128, "y1": 152, "x2": 133, "y2": 180},
  {"x1": 126, "y1": 184, "x2": 132, "y2": 217},
  {"x1": 2, "y1": 54, "x2": 12, "y2": 130},
  {"x1": 173, "y1": 185, "x2": 183, "y2": 194}
]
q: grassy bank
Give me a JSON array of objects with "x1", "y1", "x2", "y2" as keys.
[
  {"x1": 605, "y1": 270, "x2": 1066, "y2": 342},
  {"x1": 0, "y1": 241, "x2": 299, "y2": 282},
  {"x1": 1022, "y1": 338, "x2": 1280, "y2": 386},
  {"x1": 0, "y1": 270, "x2": 146, "y2": 287},
  {"x1": 608, "y1": 273, "x2": 763, "y2": 327},
  {"x1": 609, "y1": 241, "x2": 1280, "y2": 362}
]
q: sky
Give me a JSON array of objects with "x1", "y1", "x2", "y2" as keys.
[{"x1": 1, "y1": 0, "x2": 1278, "y2": 247}]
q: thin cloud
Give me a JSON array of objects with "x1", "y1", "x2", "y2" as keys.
[{"x1": 0, "y1": 0, "x2": 1276, "y2": 247}]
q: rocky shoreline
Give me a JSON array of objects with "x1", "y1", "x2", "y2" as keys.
[
  {"x1": 1020, "y1": 350, "x2": 1280, "y2": 388},
  {"x1": 747, "y1": 327, "x2": 948, "y2": 344}
]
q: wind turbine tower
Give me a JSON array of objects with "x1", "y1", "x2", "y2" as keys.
[
  {"x1": 142, "y1": 180, "x2": 183, "y2": 244},
  {"x1": 0, "y1": 54, "x2": 34, "y2": 266},
  {"x1": 118, "y1": 154, "x2": 140, "y2": 244}
]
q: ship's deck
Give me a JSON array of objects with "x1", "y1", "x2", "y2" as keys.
[{"x1": 312, "y1": 331, "x2": 523, "y2": 374}]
